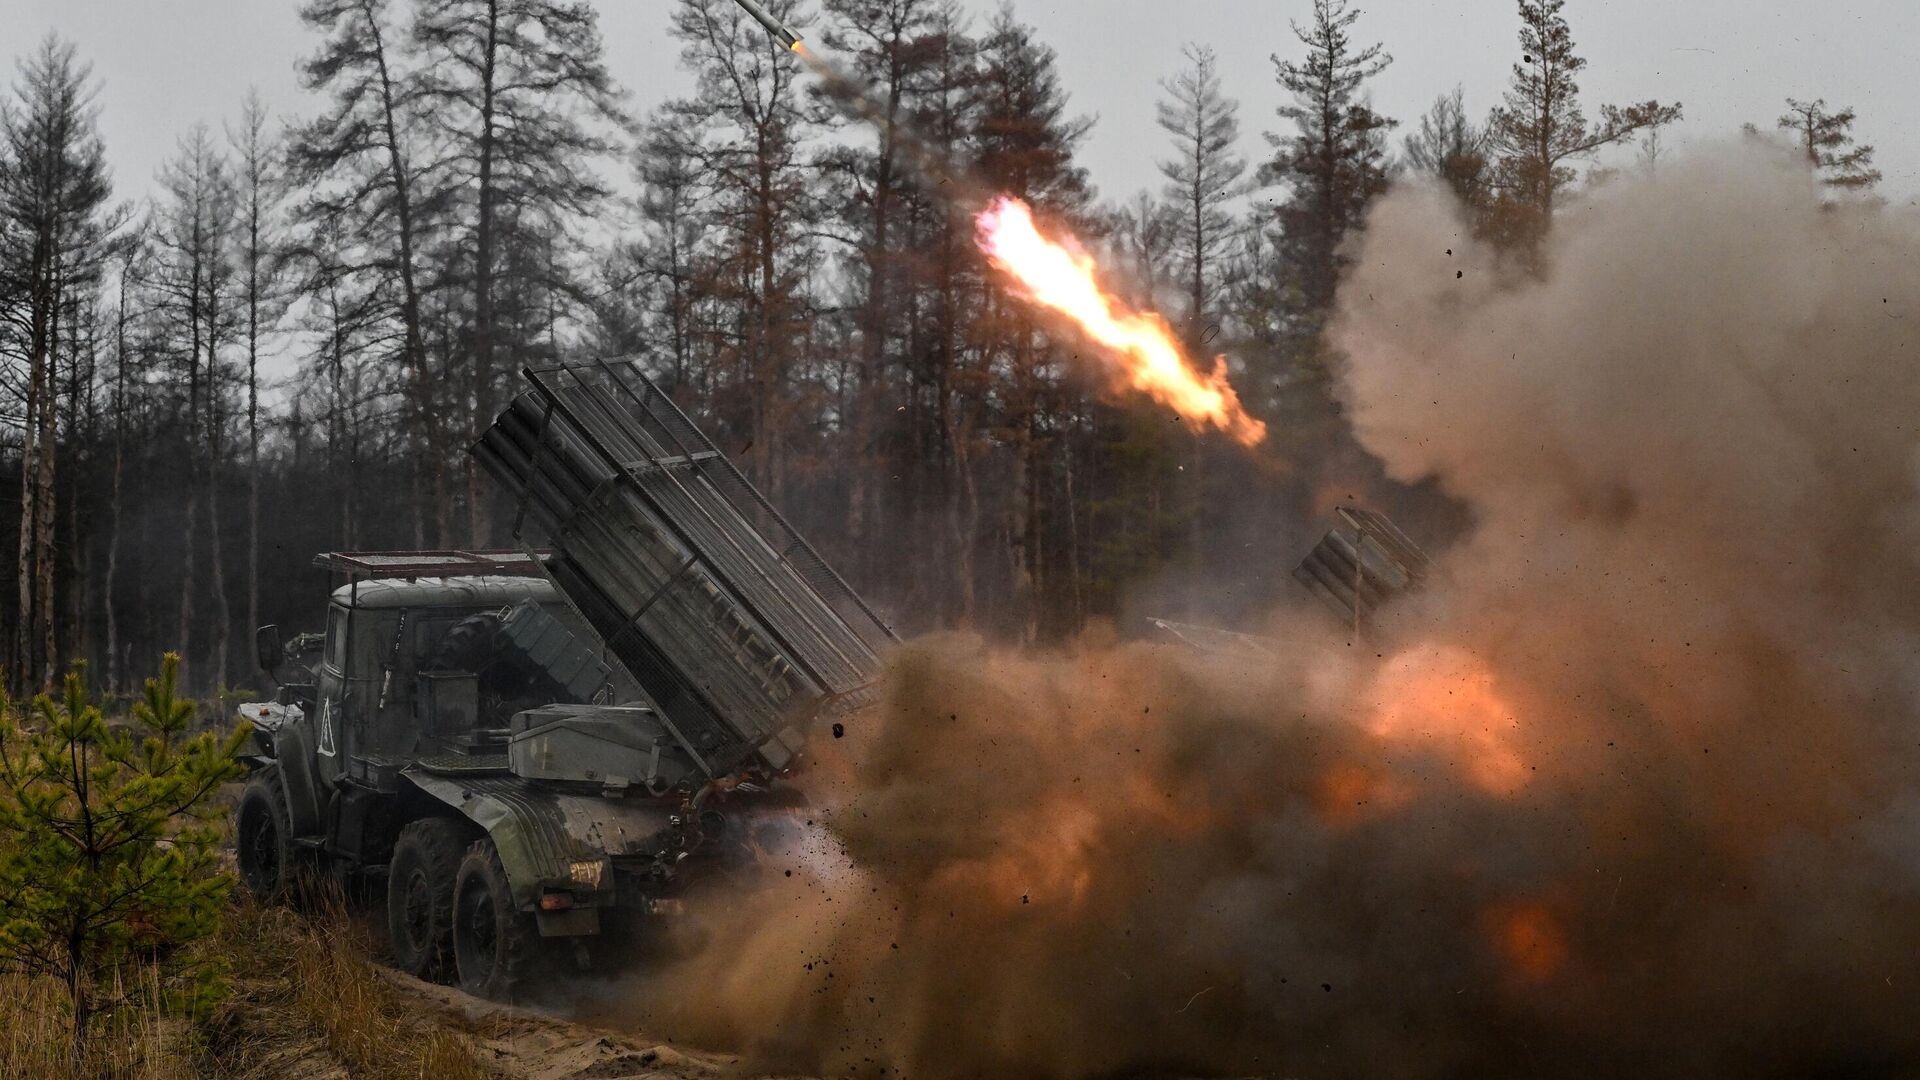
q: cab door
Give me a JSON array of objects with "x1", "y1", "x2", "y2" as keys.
[{"x1": 313, "y1": 604, "x2": 350, "y2": 786}]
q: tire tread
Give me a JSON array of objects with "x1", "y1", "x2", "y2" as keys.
[
  {"x1": 453, "y1": 838, "x2": 534, "y2": 1001},
  {"x1": 386, "y1": 817, "x2": 468, "y2": 980}
]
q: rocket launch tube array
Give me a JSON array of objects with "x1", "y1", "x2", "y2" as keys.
[{"x1": 471, "y1": 360, "x2": 894, "y2": 779}]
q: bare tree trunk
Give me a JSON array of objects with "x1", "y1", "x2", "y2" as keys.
[
  {"x1": 66, "y1": 303, "x2": 91, "y2": 673},
  {"x1": 245, "y1": 212, "x2": 262, "y2": 662},
  {"x1": 105, "y1": 319, "x2": 124, "y2": 693},
  {"x1": 207, "y1": 488, "x2": 230, "y2": 683},
  {"x1": 176, "y1": 254, "x2": 202, "y2": 679},
  {"x1": 176, "y1": 464, "x2": 199, "y2": 672},
  {"x1": 327, "y1": 279, "x2": 350, "y2": 550},
  {"x1": 356, "y1": 0, "x2": 444, "y2": 546},
  {"x1": 1063, "y1": 436, "x2": 1082, "y2": 628},
  {"x1": 35, "y1": 255, "x2": 63, "y2": 688},
  {"x1": 468, "y1": 0, "x2": 502, "y2": 544},
  {"x1": 247, "y1": 382, "x2": 259, "y2": 646},
  {"x1": 206, "y1": 383, "x2": 231, "y2": 688},
  {"x1": 204, "y1": 217, "x2": 233, "y2": 690},
  {"x1": 16, "y1": 303, "x2": 43, "y2": 688}
]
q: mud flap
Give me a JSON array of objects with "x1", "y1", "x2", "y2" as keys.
[{"x1": 536, "y1": 907, "x2": 601, "y2": 937}]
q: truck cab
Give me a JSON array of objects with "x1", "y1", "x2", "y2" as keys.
[{"x1": 300, "y1": 572, "x2": 590, "y2": 785}]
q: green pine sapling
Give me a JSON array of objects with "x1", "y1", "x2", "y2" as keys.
[{"x1": 0, "y1": 654, "x2": 249, "y2": 1058}]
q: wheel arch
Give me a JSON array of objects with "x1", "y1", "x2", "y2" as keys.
[
  {"x1": 400, "y1": 770, "x2": 550, "y2": 911},
  {"x1": 268, "y1": 729, "x2": 326, "y2": 837}
]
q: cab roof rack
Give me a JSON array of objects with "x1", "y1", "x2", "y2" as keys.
[{"x1": 312, "y1": 550, "x2": 551, "y2": 580}]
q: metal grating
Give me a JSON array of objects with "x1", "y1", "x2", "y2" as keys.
[{"x1": 313, "y1": 550, "x2": 549, "y2": 579}]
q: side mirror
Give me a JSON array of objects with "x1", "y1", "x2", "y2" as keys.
[{"x1": 255, "y1": 625, "x2": 285, "y2": 673}]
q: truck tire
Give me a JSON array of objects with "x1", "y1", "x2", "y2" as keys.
[
  {"x1": 386, "y1": 818, "x2": 466, "y2": 981},
  {"x1": 236, "y1": 768, "x2": 297, "y2": 902},
  {"x1": 452, "y1": 838, "x2": 534, "y2": 1001}
]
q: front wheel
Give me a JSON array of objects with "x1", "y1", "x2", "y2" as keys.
[
  {"x1": 452, "y1": 839, "x2": 534, "y2": 1001},
  {"x1": 236, "y1": 769, "x2": 297, "y2": 902}
]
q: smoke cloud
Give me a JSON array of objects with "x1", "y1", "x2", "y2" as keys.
[{"x1": 597, "y1": 144, "x2": 1920, "y2": 1078}]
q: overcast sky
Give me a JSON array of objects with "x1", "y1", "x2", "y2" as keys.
[{"x1": 1, "y1": 0, "x2": 1914, "y2": 214}]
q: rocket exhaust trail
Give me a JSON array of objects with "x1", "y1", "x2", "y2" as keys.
[
  {"x1": 730, "y1": 0, "x2": 984, "y2": 207},
  {"x1": 731, "y1": 0, "x2": 1269, "y2": 445}
]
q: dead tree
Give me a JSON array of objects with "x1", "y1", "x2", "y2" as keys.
[
  {"x1": 227, "y1": 91, "x2": 289, "y2": 667},
  {"x1": 0, "y1": 36, "x2": 120, "y2": 691},
  {"x1": 411, "y1": 0, "x2": 629, "y2": 543},
  {"x1": 294, "y1": 0, "x2": 445, "y2": 541}
]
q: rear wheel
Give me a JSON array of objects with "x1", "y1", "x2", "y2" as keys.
[
  {"x1": 386, "y1": 818, "x2": 466, "y2": 981},
  {"x1": 452, "y1": 838, "x2": 534, "y2": 1001},
  {"x1": 236, "y1": 769, "x2": 296, "y2": 902}
]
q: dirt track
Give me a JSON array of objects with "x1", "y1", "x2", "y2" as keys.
[{"x1": 375, "y1": 969, "x2": 746, "y2": 1080}]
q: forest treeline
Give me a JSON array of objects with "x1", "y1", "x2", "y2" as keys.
[{"x1": 0, "y1": 0, "x2": 1880, "y2": 694}]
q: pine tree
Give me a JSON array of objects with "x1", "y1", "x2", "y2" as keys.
[
  {"x1": 969, "y1": 5, "x2": 1091, "y2": 213},
  {"x1": 1263, "y1": 0, "x2": 1394, "y2": 319},
  {"x1": 0, "y1": 655, "x2": 247, "y2": 1058},
  {"x1": 1778, "y1": 98, "x2": 1880, "y2": 193},
  {"x1": 410, "y1": 0, "x2": 630, "y2": 540},
  {"x1": 226, "y1": 91, "x2": 290, "y2": 667},
  {"x1": 103, "y1": 225, "x2": 151, "y2": 694},
  {"x1": 895, "y1": 5, "x2": 982, "y2": 624},
  {"x1": 1403, "y1": 86, "x2": 1490, "y2": 213},
  {"x1": 969, "y1": 3, "x2": 1093, "y2": 641},
  {"x1": 669, "y1": 0, "x2": 821, "y2": 498},
  {"x1": 151, "y1": 126, "x2": 237, "y2": 686},
  {"x1": 1484, "y1": 0, "x2": 1679, "y2": 249},
  {"x1": 291, "y1": 0, "x2": 446, "y2": 540},
  {"x1": 816, "y1": 0, "x2": 959, "y2": 568},
  {"x1": 0, "y1": 36, "x2": 124, "y2": 693},
  {"x1": 1156, "y1": 42, "x2": 1246, "y2": 348},
  {"x1": 605, "y1": 110, "x2": 706, "y2": 391},
  {"x1": 1111, "y1": 191, "x2": 1179, "y2": 308}
]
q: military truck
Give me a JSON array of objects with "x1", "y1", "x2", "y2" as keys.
[{"x1": 235, "y1": 360, "x2": 896, "y2": 998}]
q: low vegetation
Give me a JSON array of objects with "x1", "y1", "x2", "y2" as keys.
[
  {"x1": 0, "y1": 659, "x2": 491, "y2": 1079},
  {"x1": 0, "y1": 897, "x2": 493, "y2": 1079},
  {"x1": 0, "y1": 655, "x2": 245, "y2": 1063},
  {"x1": 197, "y1": 898, "x2": 491, "y2": 1080}
]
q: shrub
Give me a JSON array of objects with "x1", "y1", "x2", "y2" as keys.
[{"x1": 0, "y1": 654, "x2": 248, "y2": 1062}]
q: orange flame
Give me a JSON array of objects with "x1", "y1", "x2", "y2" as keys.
[
  {"x1": 1365, "y1": 644, "x2": 1531, "y2": 797},
  {"x1": 975, "y1": 196, "x2": 1268, "y2": 446}
]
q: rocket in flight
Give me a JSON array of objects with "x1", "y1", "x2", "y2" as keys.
[{"x1": 732, "y1": 0, "x2": 803, "y2": 50}]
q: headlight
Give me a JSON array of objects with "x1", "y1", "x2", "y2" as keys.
[{"x1": 568, "y1": 859, "x2": 606, "y2": 889}]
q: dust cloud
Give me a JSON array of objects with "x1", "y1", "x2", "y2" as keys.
[{"x1": 601, "y1": 144, "x2": 1920, "y2": 1078}]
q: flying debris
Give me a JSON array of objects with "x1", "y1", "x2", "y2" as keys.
[{"x1": 732, "y1": 0, "x2": 802, "y2": 50}]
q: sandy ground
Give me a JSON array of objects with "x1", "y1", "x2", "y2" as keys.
[{"x1": 374, "y1": 969, "x2": 743, "y2": 1080}]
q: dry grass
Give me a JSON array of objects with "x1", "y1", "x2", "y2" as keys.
[
  {"x1": 200, "y1": 895, "x2": 492, "y2": 1080},
  {"x1": 0, "y1": 968, "x2": 194, "y2": 1080},
  {"x1": 0, "y1": 895, "x2": 493, "y2": 1079}
]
